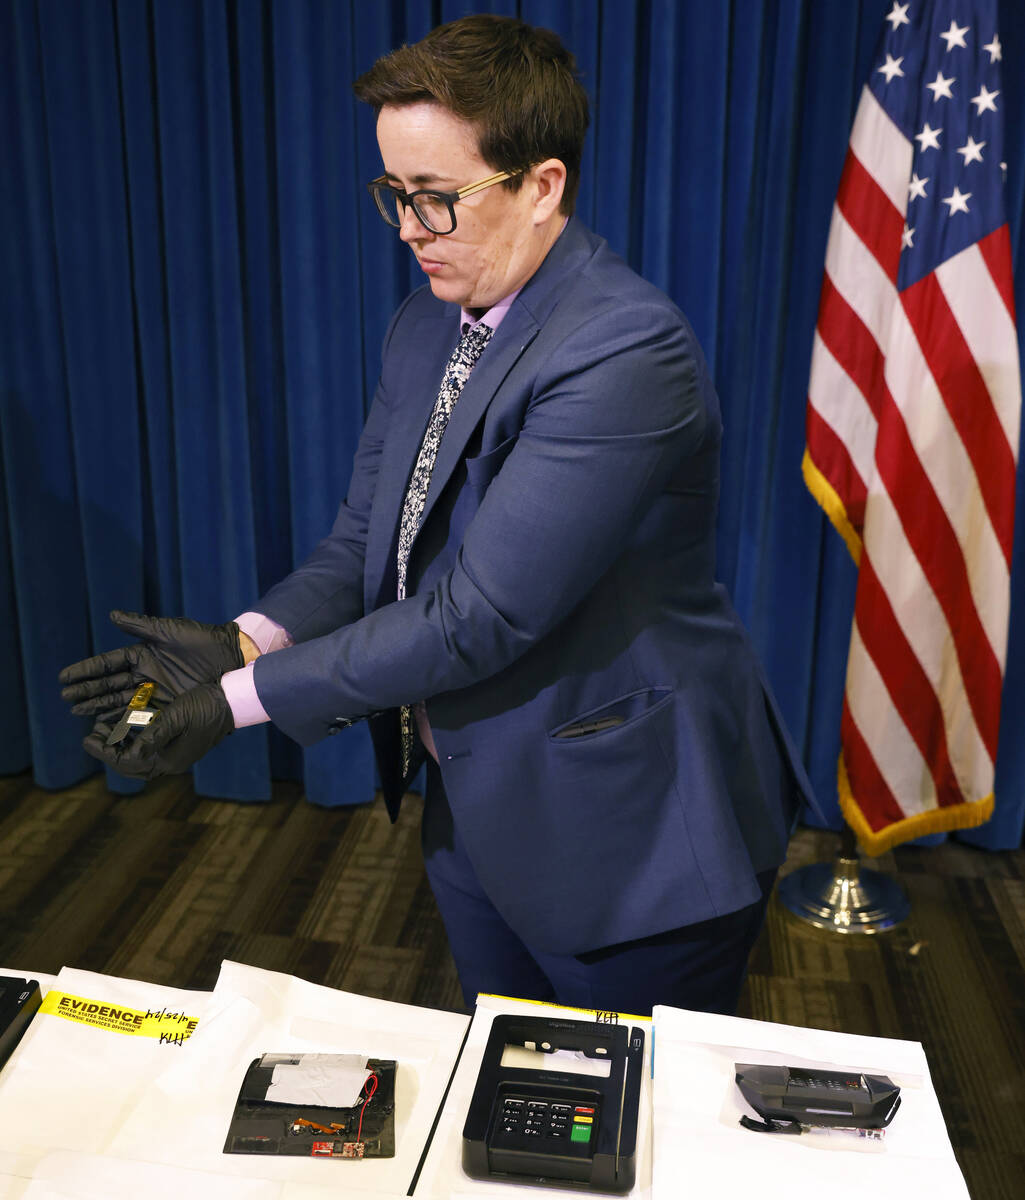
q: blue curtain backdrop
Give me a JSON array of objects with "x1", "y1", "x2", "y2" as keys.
[{"x1": 2, "y1": 0, "x2": 1023, "y2": 848}]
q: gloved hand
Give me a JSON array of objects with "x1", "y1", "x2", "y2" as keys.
[
  {"x1": 82, "y1": 683, "x2": 235, "y2": 779},
  {"x1": 59, "y1": 610, "x2": 245, "y2": 718}
]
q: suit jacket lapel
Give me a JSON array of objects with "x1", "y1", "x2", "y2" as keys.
[
  {"x1": 363, "y1": 218, "x2": 600, "y2": 610},
  {"x1": 420, "y1": 219, "x2": 598, "y2": 528},
  {"x1": 363, "y1": 307, "x2": 456, "y2": 611},
  {"x1": 419, "y1": 303, "x2": 540, "y2": 523}
]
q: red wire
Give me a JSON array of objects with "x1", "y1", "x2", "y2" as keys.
[{"x1": 356, "y1": 1073, "x2": 379, "y2": 1143}]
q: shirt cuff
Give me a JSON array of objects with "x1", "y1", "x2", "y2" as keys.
[
  {"x1": 235, "y1": 611, "x2": 294, "y2": 655},
  {"x1": 221, "y1": 662, "x2": 271, "y2": 728}
]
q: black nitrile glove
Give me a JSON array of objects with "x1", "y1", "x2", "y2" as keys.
[
  {"x1": 82, "y1": 683, "x2": 234, "y2": 780},
  {"x1": 59, "y1": 610, "x2": 245, "y2": 718}
]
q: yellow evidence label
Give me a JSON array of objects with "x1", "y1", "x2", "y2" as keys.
[{"x1": 39, "y1": 991, "x2": 199, "y2": 1044}]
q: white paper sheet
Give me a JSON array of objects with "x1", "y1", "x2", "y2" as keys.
[
  {"x1": 18, "y1": 1151, "x2": 280, "y2": 1200},
  {"x1": 0, "y1": 965, "x2": 210, "y2": 1175},
  {"x1": 107, "y1": 959, "x2": 469, "y2": 1196},
  {"x1": 650, "y1": 1004, "x2": 970, "y2": 1200}
]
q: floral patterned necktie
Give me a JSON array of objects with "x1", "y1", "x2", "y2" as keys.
[{"x1": 397, "y1": 321, "x2": 495, "y2": 775}]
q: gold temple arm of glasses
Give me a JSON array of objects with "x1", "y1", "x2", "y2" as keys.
[{"x1": 453, "y1": 170, "x2": 516, "y2": 200}]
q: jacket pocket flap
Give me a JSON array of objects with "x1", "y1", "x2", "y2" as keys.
[{"x1": 549, "y1": 686, "x2": 672, "y2": 741}]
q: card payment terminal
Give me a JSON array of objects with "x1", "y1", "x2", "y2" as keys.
[{"x1": 462, "y1": 1015, "x2": 644, "y2": 1193}]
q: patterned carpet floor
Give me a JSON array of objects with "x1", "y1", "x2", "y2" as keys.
[{"x1": 1, "y1": 770, "x2": 1022, "y2": 1198}]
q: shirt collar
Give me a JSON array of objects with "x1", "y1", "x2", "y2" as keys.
[{"x1": 460, "y1": 288, "x2": 521, "y2": 335}]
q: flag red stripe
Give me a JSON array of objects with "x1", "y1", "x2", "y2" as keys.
[
  {"x1": 977, "y1": 224, "x2": 1018, "y2": 323},
  {"x1": 854, "y1": 553, "x2": 963, "y2": 807},
  {"x1": 805, "y1": 404, "x2": 867, "y2": 533},
  {"x1": 873, "y1": 401, "x2": 1003, "y2": 761},
  {"x1": 841, "y1": 698, "x2": 907, "y2": 831},
  {"x1": 900, "y1": 275, "x2": 1017, "y2": 567},
  {"x1": 834, "y1": 148, "x2": 903, "y2": 284},
  {"x1": 817, "y1": 274, "x2": 884, "y2": 420}
]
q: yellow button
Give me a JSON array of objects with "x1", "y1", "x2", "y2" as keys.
[{"x1": 573, "y1": 1115, "x2": 593, "y2": 1124}]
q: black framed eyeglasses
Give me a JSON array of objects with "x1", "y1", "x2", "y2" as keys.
[{"x1": 367, "y1": 169, "x2": 522, "y2": 235}]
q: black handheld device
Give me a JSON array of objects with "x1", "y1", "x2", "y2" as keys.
[
  {"x1": 0, "y1": 976, "x2": 41, "y2": 1072},
  {"x1": 735, "y1": 1063, "x2": 901, "y2": 1133},
  {"x1": 223, "y1": 1054, "x2": 396, "y2": 1159},
  {"x1": 105, "y1": 682, "x2": 159, "y2": 746},
  {"x1": 462, "y1": 1015, "x2": 644, "y2": 1193}
]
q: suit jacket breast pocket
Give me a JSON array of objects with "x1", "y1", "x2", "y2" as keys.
[
  {"x1": 544, "y1": 689, "x2": 677, "y2": 817},
  {"x1": 548, "y1": 688, "x2": 673, "y2": 744},
  {"x1": 464, "y1": 434, "x2": 518, "y2": 496}
]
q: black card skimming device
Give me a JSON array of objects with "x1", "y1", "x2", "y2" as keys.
[
  {"x1": 0, "y1": 977, "x2": 41, "y2": 1071},
  {"x1": 462, "y1": 1015, "x2": 644, "y2": 1193},
  {"x1": 223, "y1": 1054, "x2": 396, "y2": 1158},
  {"x1": 735, "y1": 1063, "x2": 901, "y2": 1133}
]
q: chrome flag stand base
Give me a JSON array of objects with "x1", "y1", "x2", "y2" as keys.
[{"x1": 778, "y1": 827, "x2": 910, "y2": 935}]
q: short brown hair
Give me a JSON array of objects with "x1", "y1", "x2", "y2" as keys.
[{"x1": 353, "y1": 14, "x2": 589, "y2": 215}]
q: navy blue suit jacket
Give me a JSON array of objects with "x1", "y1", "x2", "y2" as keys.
[{"x1": 252, "y1": 218, "x2": 816, "y2": 955}]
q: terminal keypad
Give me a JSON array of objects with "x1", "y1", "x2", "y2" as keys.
[{"x1": 493, "y1": 1094, "x2": 599, "y2": 1155}]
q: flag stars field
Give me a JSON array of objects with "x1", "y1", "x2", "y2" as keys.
[
  {"x1": 971, "y1": 84, "x2": 999, "y2": 113},
  {"x1": 957, "y1": 137, "x2": 985, "y2": 165},
  {"x1": 941, "y1": 186, "x2": 971, "y2": 215},
  {"x1": 940, "y1": 19, "x2": 969, "y2": 51},
  {"x1": 879, "y1": 53, "x2": 906, "y2": 82},
  {"x1": 887, "y1": 3, "x2": 910, "y2": 32},
  {"x1": 926, "y1": 70, "x2": 955, "y2": 101},
  {"x1": 916, "y1": 122, "x2": 942, "y2": 151}
]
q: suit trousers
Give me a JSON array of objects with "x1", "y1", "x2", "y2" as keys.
[{"x1": 421, "y1": 757, "x2": 776, "y2": 1016}]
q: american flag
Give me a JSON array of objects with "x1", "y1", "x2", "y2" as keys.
[{"x1": 804, "y1": 0, "x2": 1021, "y2": 854}]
